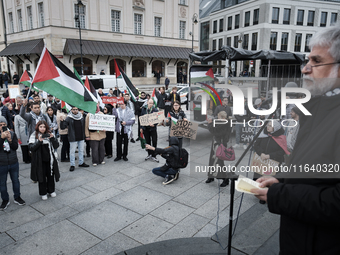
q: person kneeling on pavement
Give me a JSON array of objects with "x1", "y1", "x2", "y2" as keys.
[{"x1": 146, "y1": 137, "x2": 180, "y2": 185}]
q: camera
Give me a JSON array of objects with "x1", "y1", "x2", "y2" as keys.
[
  {"x1": 41, "y1": 133, "x2": 50, "y2": 138},
  {"x1": 2, "y1": 126, "x2": 8, "y2": 132}
]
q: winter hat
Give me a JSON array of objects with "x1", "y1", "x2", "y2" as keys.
[
  {"x1": 271, "y1": 120, "x2": 282, "y2": 133},
  {"x1": 0, "y1": 116, "x2": 8, "y2": 125},
  {"x1": 254, "y1": 98, "x2": 262, "y2": 105}
]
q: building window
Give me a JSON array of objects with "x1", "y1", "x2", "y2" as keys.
[
  {"x1": 226, "y1": 37, "x2": 231, "y2": 47},
  {"x1": 272, "y1": 7, "x2": 279, "y2": 24},
  {"x1": 152, "y1": 60, "x2": 165, "y2": 77},
  {"x1": 253, "y1": 9, "x2": 259, "y2": 25},
  {"x1": 270, "y1": 32, "x2": 277, "y2": 50},
  {"x1": 307, "y1": 11, "x2": 314, "y2": 26},
  {"x1": 305, "y1": 34, "x2": 312, "y2": 52},
  {"x1": 251, "y1": 33, "x2": 258, "y2": 50},
  {"x1": 134, "y1": 14, "x2": 142, "y2": 35},
  {"x1": 74, "y1": 58, "x2": 93, "y2": 76},
  {"x1": 8, "y1": 12, "x2": 14, "y2": 33},
  {"x1": 75, "y1": 3, "x2": 85, "y2": 29},
  {"x1": 227, "y1": 16, "x2": 232, "y2": 30},
  {"x1": 297, "y1": 10, "x2": 304, "y2": 25},
  {"x1": 200, "y1": 21, "x2": 210, "y2": 51},
  {"x1": 111, "y1": 10, "x2": 121, "y2": 32},
  {"x1": 243, "y1": 34, "x2": 249, "y2": 50},
  {"x1": 179, "y1": 20, "x2": 186, "y2": 39},
  {"x1": 27, "y1": 6, "x2": 33, "y2": 30},
  {"x1": 235, "y1": 14, "x2": 239, "y2": 29},
  {"x1": 219, "y1": 38, "x2": 223, "y2": 50},
  {"x1": 283, "y1": 8, "x2": 291, "y2": 25},
  {"x1": 245, "y1": 11, "x2": 250, "y2": 27},
  {"x1": 17, "y1": 9, "x2": 23, "y2": 31},
  {"x1": 132, "y1": 60, "x2": 146, "y2": 77},
  {"x1": 179, "y1": 0, "x2": 186, "y2": 5},
  {"x1": 331, "y1": 13, "x2": 338, "y2": 25},
  {"x1": 154, "y1": 17, "x2": 161, "y2": 37},
  {"x1": 320, "y1": 12, "x2": 327, "y2": 27},
  {"x1": 38, "y1": 2, "x2": 44, "y2": 27},
  {"x1": 234, "y1": 35, "x2": 238, "y2": 48},
  {"x1": 213, "y1": 20, "x2": 217, "y2": 33},
  {"x1": 281, "y1": 32, "x2": 289, "y2": 51},
  {"x1": 219, "y1": 19, "x2": 224, "y2": 32},
  {"x1": 294, "y1": 33, "x2": 302, "y2": 52},
  {"x1": 212, "y1": 40, "x2": 217, "y2": 51}
]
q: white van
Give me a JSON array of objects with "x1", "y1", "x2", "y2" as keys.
[{"x1": 81, "y1": 75, "x2": 126, "y2": 94}]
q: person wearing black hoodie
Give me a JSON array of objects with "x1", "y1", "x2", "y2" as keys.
[{"x1": 146, "y1": 136, "x2": 180, "y2": 185}]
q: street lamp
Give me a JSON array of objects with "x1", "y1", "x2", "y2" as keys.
[
  {"x1": 74, "y1": 0, "x2": 84, "y2": 75},
  {"x1": 191, "y1": 13, "x2": 198, "y2": 52}
]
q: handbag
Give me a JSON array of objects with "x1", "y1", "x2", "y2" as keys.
[{"x1": 216, "y1": 144, "x2": 235, "y2": 161}]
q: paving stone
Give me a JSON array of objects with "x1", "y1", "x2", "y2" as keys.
[
  {"x1": 0, "y1": 233, "x2": 14, "y2": 249},
  {"x1": 116, "y1": 165, "x2": 149, "y2": 177},
  {"x1": 193, "y1": 223, "x2": 218, "y2": 238},
  {"x1": 6, "y1": 206, "x2": 78, "y2": 241},
  {"x1": 120, "y1": 215, "x2": 173, "y2": 244},
  {"x1": 114, "y1": 172, "x2": 158, "y2": 191},
  {"x1": 150, "y1": 201, "x2": 195, "y2": 224},
  {"x1": 83, "y1": 173, "x2": 131, "y2": 192},
  {"x1": 110, "y1": 186, "x2": 173, "y2": 215},
  {"x1": 81, "y1": 232, "x2": 141, "y2": 255},
  {"x1": 1, "y1": 220, "x2": 100, "y2": 255},
  {"x1": 69, "y1": 201, "x2": 142, "y2": 240},
  {"x1": 87, "y1": 162, "x2": 134, "y2": 177}
]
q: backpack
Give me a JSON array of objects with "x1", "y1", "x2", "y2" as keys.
[{"x1": 176, "y1": 148, "x2": 189, "y2": 168}]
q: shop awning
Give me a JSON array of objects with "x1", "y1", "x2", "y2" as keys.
[
  {"x1": 63, "y1": 39, "x2": 191, "y2": 59},
  {"x1": 0, "y1": 39, "x2": 44, "y2": 56}
]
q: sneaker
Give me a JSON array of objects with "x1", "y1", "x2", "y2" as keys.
[
  {"x1": 14, "y1": 197, "x2": 26, "y2": 206},
  {"x1": 174, "y1": 172, "x2": 179, "y2": 180},
  {"x1": 123, "y1": 157, "x2": 128, "y2": 161},
  {"x1": 145, "y1": 155, "x2": 152, "y2": 161},
  {"x1": 79, "y1": 163, "x2": 89, "y2": 167},
  {"x1": 130, "y1": 138, "x2": 135, "y2": 143},
  {"x1": 41, "y1": 195, "x2": 48, "y2": 200},
  {"x1": 163, "y1": 175, "x2": 175, "y2": 185},
  {"x1": 114, "y1": 157, "x2": 121, "y2": 161},
  {"x1": 136, "y1": 137, "x2": 140, "y2": 141},
  {"x1": 233, "y1": 144, "x2": 240, "y2": 148},
  {"x1": 101, "y1": 161, "x2": 105, "y2": 165},
  {"x1": 50, "y1": 192, "x2": 57, "y2": 198},
  {"x1": 93, "y1": 163, "x2": 97, "y2": 166},
  {"x1": 205, "y1": 178, "x2": 214, "y2": 183},
  {"x1": 220, "y1": 179, "x2": 229, "y2": 187},
  {"x1": 69, "y1": 166, "x2": 75, "y2": 172},
  {"x1": 107, "y1": 155, "x2": 112, "y2": 159},
  {"x1": 0, "y1": 200, "x2": 10, "y2": 210},
  {"x1": 243, "y1": 145, "x2": 247, "y2": 150},
  {"x1": 151, "y1": 157, "x2": 159, "y2": 163}
]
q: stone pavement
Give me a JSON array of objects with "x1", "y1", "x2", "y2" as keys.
[{"x1": 0, "y1": 110, "x2": 280, "y2": 255}]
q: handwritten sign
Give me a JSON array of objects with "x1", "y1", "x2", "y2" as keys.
[
  {"x1": 8, "y1": 85, "x2": 20, "y2": 99},
  {"x1": 102, "y1": 96, "x2": 124, "y2": 105},
  {"x1": 89, "y1": 114, "x2": 116, "y2": 132},
  {"x1": 250, "y1": 152, "x2": 279, "y2": 176},
  {"x1": 139, "y1": 111, "x2": 165, "y2": 126},
  {"x1": 170, "y1": 120, "x2": 198, "y2": 140},
  {"x1": 241, "y1": 126, "x2": 255, "y2": 143}
]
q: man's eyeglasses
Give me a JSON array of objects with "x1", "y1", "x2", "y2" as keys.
[{"x1": 301, "y1": 62, "x2": 340, "y2": 72}]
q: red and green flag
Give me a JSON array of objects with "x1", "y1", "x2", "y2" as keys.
[
  {"x1": 190, "y1": 66, "x2": 214, "y2": 83},
  {"x1": 19, "y1": 70, "x2": 39, "y2": 92},
  {"x1": 151, "y1": 88, "x2": 158, "y2": 108}
]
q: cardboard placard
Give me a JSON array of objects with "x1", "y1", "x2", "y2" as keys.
[
  {"x1": 241, "y1": 126, "x2": 256, "y2": 143},
  {"x1": 139, "y1": 111, "x2": 165, "y2": 126},
  {"x1": 89, "y1": 114, "x2": 116, "y2": 132},
  {"x1": 42, "y1": 91, "x2": 48, "y2": 99},
  {"x1": 8, "y1": 85, "x2": 21, "y2": 99},
  {"x1": 170, "y1": 120, "x2": 198, "y2": 140},
  {"x1": 250, "y1": 152, "x2": 279, "y2": 176},
  {"x1": 101, "y1": 96, "x2": 124, "y2": 105}
]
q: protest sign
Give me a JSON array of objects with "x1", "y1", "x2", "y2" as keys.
[
  {"x1": 250, "y1": 152, "x2": 279, "y2": 176},
  {"x1": 8, "y1": 85, "x2": 20, "y2": 99},
  {"x1": 89, "y1": 114, "x2": 116, "y2": 132},
  {"x1": 241, "y1": 126, "x2": 256, "y2": 143},
  {"x1": 101, "y1": 96, "x2": 124, "y2": 105},
  {"x1": 170, "y1": 120, "x2": 198, "y2": 140},
  {"x1": 139, "y1": 111, "x2": 165, "y2": 126}
]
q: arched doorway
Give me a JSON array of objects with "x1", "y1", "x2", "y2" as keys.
[
  {"x1": 110, "y1": 59, "x2": 126, "y2": 75},
  {"x1": 16, "y1": 59, "x2": 23, "y2": 77},
  {"x1": 177, "y1": 61, "x2": 188, "y2": 84},
  {"x1": 73, "y1": 57, "x2": 93, "y2": 75},
  {"x1": 132, "y1": 59, "x2": 146, "y2": 77},
  {"x1": 152, "y1": 60, "x2": 165, "y2": 77}
]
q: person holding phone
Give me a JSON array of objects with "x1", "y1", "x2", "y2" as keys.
[
  {"x1": 0, "y1": 116, "x2": 25, "y2": 210},
  {"x1": 28, "y1": 121, "x2": 60, "y2": 200}
]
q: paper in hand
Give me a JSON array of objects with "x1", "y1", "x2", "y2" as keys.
[{"x1": 235, "y1": 175, "x2": 268, "y2": 194}]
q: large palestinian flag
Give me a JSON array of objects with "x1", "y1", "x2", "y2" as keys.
[
  {"x1": 19, "y1": 70, "x2": 39, "y2": 92},
  {"x1": 32, "y1": 47, "x2": 98, "y2": 114},
  {"x1": 84, "y1": 76, "x2": 104, "y2": 108},
  {"x1": 114, "y1": 59, "x2": 139, "y2": 102},
  {"x1": 190, "y1": 66, "x2": 214, "y2": 84}
]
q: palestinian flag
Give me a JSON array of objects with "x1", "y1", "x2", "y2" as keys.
[
  {"x1": 61, "y1": 100, "x2": 72, "y2": 112},
  {"x1": 151, "y1": 88, "x2": 158, "y2": 108},
  {"x1": 32, "y1": 46, "x2": 98, "y2": 114},
  {"x1": 19, "y1": 70, "x2": 39, "y2": 92},
  {"x1": 139, "y1": 132, "x2": 146, "y2": 149},
  {"x1": 83, "y1": 76, "x2": 104, "y2": 108},
  {"x1": 167, "y1": 112, "x2": 178, "y2": 125},
  {"x1": 114, "y1": 59, "x2": 139, "y2": 102},
  {"x1": 190, "y1": 66, "x2": 214, "y2": 84}
]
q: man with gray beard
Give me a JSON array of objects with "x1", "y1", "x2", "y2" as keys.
[{"x1": 251, "y1": 24, "x2": 340, "y2": 254}]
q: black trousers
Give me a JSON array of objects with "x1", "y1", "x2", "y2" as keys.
[
  {"x1": 116, "y1": 132, "x2": 128, "y2": 158},
  {"x1": 104, "y1": 131, "x2": 114, "y2": 156},
  {"x1": 144, "y1": 128, "x2": 157, "y2": 157},
  {"x1": 60, "y1": 134, "x2": 70, "y2": 160},
  {"x1": 86, "y1": 140, "x2": 91, "y2": 156},
  {"x1": 21, "y1": 145, "x2": 31, "y2": 163},
  {"x1": 38, "y1": 161, "x2": 55, "y2": 196},
  {"x1": 137, "y1": 115, "x2": 141, "y2": 138}
]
